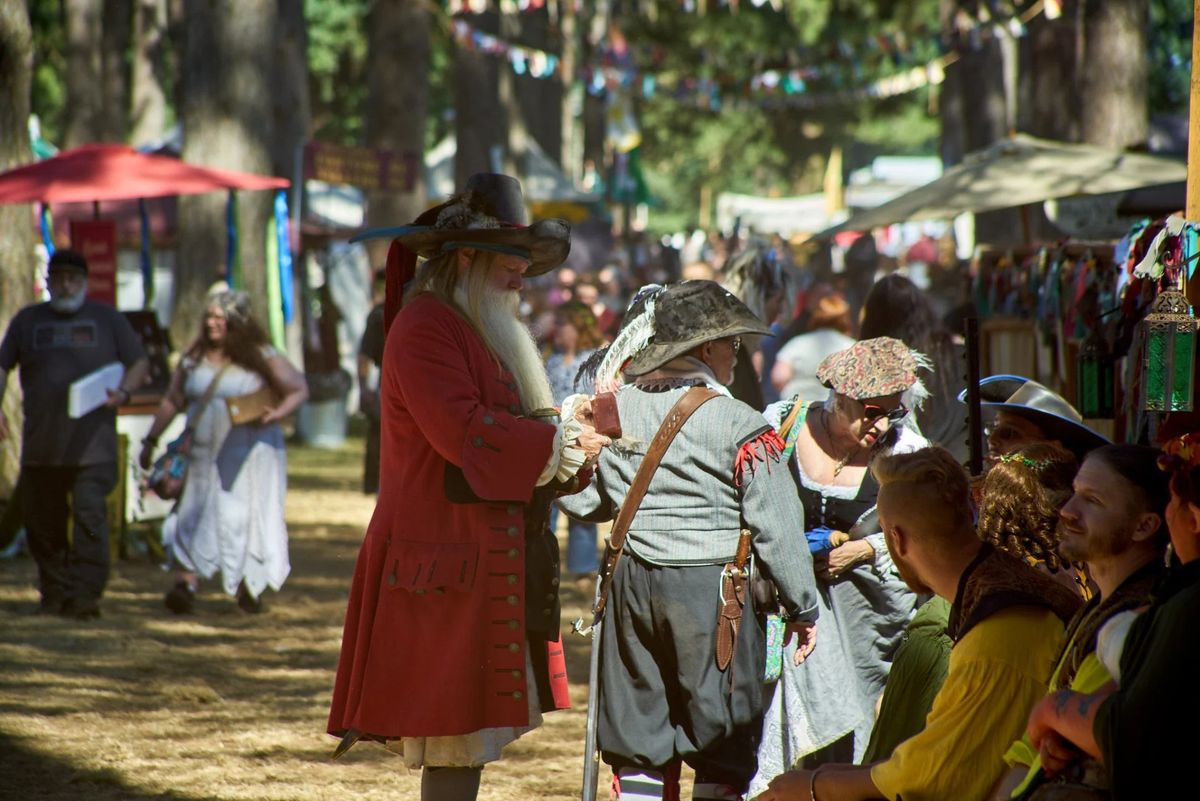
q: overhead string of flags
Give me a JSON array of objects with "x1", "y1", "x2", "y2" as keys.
[{"x1": 447, "y1": 0, "x2": 1051, "y2": 110}]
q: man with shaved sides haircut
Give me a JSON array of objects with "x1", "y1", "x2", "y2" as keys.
[{"x1": 759, "y1": 446, "x2": 1080, "y2": 801}]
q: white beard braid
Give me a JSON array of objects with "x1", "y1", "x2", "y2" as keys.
[{"x1": 456, "y1": 285, "x2": 556, "y2": 413}]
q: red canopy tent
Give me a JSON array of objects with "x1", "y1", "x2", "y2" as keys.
[
  {"x1": 0, "y1": 143, "x2": 288, "y2": 204},
  {"x1": 0, "y1": 143, "x2": 293, "y2": 323}
]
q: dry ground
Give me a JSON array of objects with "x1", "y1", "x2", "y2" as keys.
[{"x1": 0, "y1": 428, "x2": 660, "y2": 801}]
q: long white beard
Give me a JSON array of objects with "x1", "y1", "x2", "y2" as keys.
[{"x1": 456, "y1": 285, "x2": 556, "y2": 413}]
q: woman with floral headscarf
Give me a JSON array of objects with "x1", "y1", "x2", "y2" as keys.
[
  {"x1": 751, "y1": 337, "x2": 930, "y2": 797},
  {"x1": 139, "y1": 289, "x2": 307, "y2": 614}
]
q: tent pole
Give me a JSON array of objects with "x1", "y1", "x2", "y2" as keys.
[{"x1": 1187, "y1": 0, "x2": 1200, "y2": 304}]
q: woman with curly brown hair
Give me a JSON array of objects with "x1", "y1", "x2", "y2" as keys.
[
  {"x1": 139, "y1": 290, "x2": 308, "y2": 614},
  {"x1": 976, "y1": 442, "x2": 1079, "y2": 579}
]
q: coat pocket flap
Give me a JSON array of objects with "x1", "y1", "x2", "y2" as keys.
[{"x1": 388, "y1": 540, "x2": 479, "y2": 592}]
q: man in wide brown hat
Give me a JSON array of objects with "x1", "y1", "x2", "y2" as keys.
[
  {"x1": 327, "y1": 173, "x2": 609, "y2": 801},
  {"x1": 560, "y1": 280, "x2": 820, "y2": 801}
]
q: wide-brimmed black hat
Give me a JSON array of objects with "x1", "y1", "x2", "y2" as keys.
[
  {"x1": 957, "y1": 374, "x2": 1110, "y2": 457},
  {"x1": 624, "y1": 280, "x2": 771, "y2": 376},
  {"x1": 350, "y1": 173, "x2": 570, "y2": 277}
]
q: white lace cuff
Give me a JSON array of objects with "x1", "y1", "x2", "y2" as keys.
[{"x1": 535, "y1": 394, "x2": 589, "y2": 486}]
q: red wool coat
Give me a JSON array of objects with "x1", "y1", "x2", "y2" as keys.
[{"x1": 328, "y1": 294, "x2": 571, "y2": 739}]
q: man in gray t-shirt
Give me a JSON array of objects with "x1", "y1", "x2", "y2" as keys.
[{"x1": 0, "y1": 249, "x2": 149, "y2": 619}]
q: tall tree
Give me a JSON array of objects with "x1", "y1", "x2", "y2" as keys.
[
  {"x1": 364, "y1": 0, "x2": 430, "y2": 258},
  {"x1": 129, "y1": 0, "x2": 170, "y2": 144},
  {"x1": 453, "y1": 7, "x2": 504, "y2": 187},
  {"x1": 62, "y1": 0, "x2": 104, "y2": 145},
  {"x1": 1078, "y1": 0, "x2": 1148, "y2": 148},
  {"x1": 174, "y1": 0, "x2": 278, "y2": 345},
  {"x1": 1024, "y1": 0, "x2": 1082, "y2": 141},
  {"x1": 0, "y1": 0, "x2": 37, "y2": 492},
  {"x1": 512, "y1": 5, "x2": 561, "y2": 166},
  {"x1": 100, "y1": 0, "x2": 132, "y2": 141},
  {"x1": 62, "y1": 0, "x2": 131, "y2": 144}
]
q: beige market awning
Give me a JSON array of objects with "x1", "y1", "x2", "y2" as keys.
[{"x1": 822, "y1": 134, "x2": 1187, "y2": 235}]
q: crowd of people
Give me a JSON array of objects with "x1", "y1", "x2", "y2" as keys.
[
  {"x1": 324, "y1": 172, "x2": 1197, "y2": 801},
  {"x1": 1, "y1": 171, "x2": 1195, "y2": 801}
]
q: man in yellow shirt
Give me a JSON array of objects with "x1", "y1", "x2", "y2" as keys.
[
  {"x1": 991, "y1": 445, "x2": 1167, "y2": 799},
  {"x1": 758, "y1": 446, "x2": 1080, "y2": 801}
]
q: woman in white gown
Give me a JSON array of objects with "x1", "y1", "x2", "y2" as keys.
[{"x1": 139, "y1": 290, "x2": 307, "y2": 613}]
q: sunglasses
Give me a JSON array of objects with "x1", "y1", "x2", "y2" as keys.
[
  {"x1": 862, "y1": 402, "x2": 908, "y2": 424},
  {"x1": 724, "y1": 336, "x2": 742, "y2": 355}
]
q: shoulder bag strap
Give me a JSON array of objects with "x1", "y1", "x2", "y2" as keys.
[
  {"x1": 187, "y1": 362, "x2": 231, "y2": 431},
  {"x1": 593, "y1": 386, "x2": 720, "y2": 616}
]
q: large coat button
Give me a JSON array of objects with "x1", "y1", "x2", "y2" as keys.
[
  {"x1": 508, "y1": 643, "x2": 520, "y2": 652},
  {"x1": 473, "y1": 436, "x2": 484, "y2": 447},
  {"x1": 483, "y1": 415, "x2": 495, "y2": 425}
]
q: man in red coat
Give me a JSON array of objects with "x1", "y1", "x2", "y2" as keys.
[{"x1": 328, "y1": 174, "x2": 609, "y2": 801}]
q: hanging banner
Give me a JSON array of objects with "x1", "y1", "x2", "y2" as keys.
[
  {"x1": 69, "y1": 219, "x2": 118, "y2": 306},
  {"x1": 303, "y1": 142, "x2": 420, "y2": 192}
]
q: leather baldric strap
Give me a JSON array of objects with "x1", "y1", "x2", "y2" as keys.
[{"x1": 592, "y1": 386, "x2": 720, "y2": 617}]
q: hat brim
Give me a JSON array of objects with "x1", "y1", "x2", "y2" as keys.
[
  {"x1": 982, "y1": 403, "x2": 1111, "y2": 457},
  {"x1": 624, "y1": 319, "x2": 772, "y2": 377},
  {"x1": 351, "y1": 219, "x2": 571, "y2": 277},
  {"x1": 955, "y1": 375, "x2": 1110, "y2": 457}
]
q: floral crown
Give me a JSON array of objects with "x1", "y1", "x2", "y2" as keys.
[
  {"x1": 998, "y1": 452, "x2": 1053, "y2": 471},
  {"x1": 1158, "y1": 432, "x2": 1200, "y2": 474}
]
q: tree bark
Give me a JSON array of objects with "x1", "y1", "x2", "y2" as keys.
[
  {"x1": 129, "y1": 0, "x2": 170, "y2": 145},
  {"x1": 0, "y1": 0, "x2": 37, "y2": 493},
  {"x1": 175, "y1": 0, "x2": 277, "y2": 346},
  {"x1": 1078, "y1": 0, "x2": 1148, "y2": 149},
  {"x1": 453, "y1": 8, "x2": 504, "y2": 188},
  {"x1": 364, "y1": 0, "x2": 430, "y2": 265},
  {"x1": 99, "y1": 0, "x2": 132, "y2": 142},
  {"x1": 938, "y1": 0, "x2": 965, "y2": 167},
  {"x1": 559, "y1": 0, "x2": 580, "y2": 180},
  {"x1": 512, "y1": 6, "x2": 561, "y2": 167},
  {"x1": 62, "y1": 0, "x2": 105, "y2": 146},
  {"x1": 1026, "y1": 0, "x2": 1082, "y2": 141},
  {"x1": 270, "y1": 0, "x2": 308, "y2": 181}
]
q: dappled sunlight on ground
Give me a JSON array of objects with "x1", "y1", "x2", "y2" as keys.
[{"x1": 0, "y1": 432, "x2": 669, "y2": 800}]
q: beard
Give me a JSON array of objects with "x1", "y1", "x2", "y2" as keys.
[
  {"x1": 49, "y1": 288, "x2": 86, "y2": 314},
  {"x1": 456, "y1": 283, "x2": 556, "y2": 413},
  {"x1": 891, "y1": 548, "x2": 933, "y2": 595}
]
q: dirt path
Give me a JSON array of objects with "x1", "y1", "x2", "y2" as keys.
[{"x1": 0, "y1": 435, "x2": 631, "y2": 801}]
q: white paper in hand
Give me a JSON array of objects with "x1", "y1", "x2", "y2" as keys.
[{"x1": 68, "y1": 362, "x2": 125, "y2": 418}]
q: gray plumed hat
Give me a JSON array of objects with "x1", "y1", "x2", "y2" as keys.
[{"x1": 623, "y1": 280, "x2": 771, "y2": 376}]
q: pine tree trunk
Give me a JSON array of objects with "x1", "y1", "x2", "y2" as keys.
[
  {"x1": 1027, "y1": 0, "x2": 1082, "y2": 141},
  {"x1": 174, "y1": 0, "x2": 277, "y2": 347},
  {"x1": 0, "y1": 0, "x2": 37, "y2": 494},
  {"x1": 63, "y1": 0, "x2": 105, "y2": 146},
  {"x1": 454, "y1": 8, "x2": 504, "y2": 188},
  {"x1": 99, "y1": 0, "x2": 132, "y2": 142},
  {"x1": 129, "y1": 0, "x2": 170, "y2": 145},
  {"x1": 513, "y1": 6, "x2": 561, "y2": 167},
  {"x1": 560, "y1": 0, "x2": 580, "y2": 180},
  {"x1": 938, "y1": 0, "x2": 965, "y2": 167},
  {"x1": 365, "y1": 0, "x2": 430, "y2": 256},
  {"x1": 1078, "y1": 0, "x2": 1148, "y2": 148}
]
